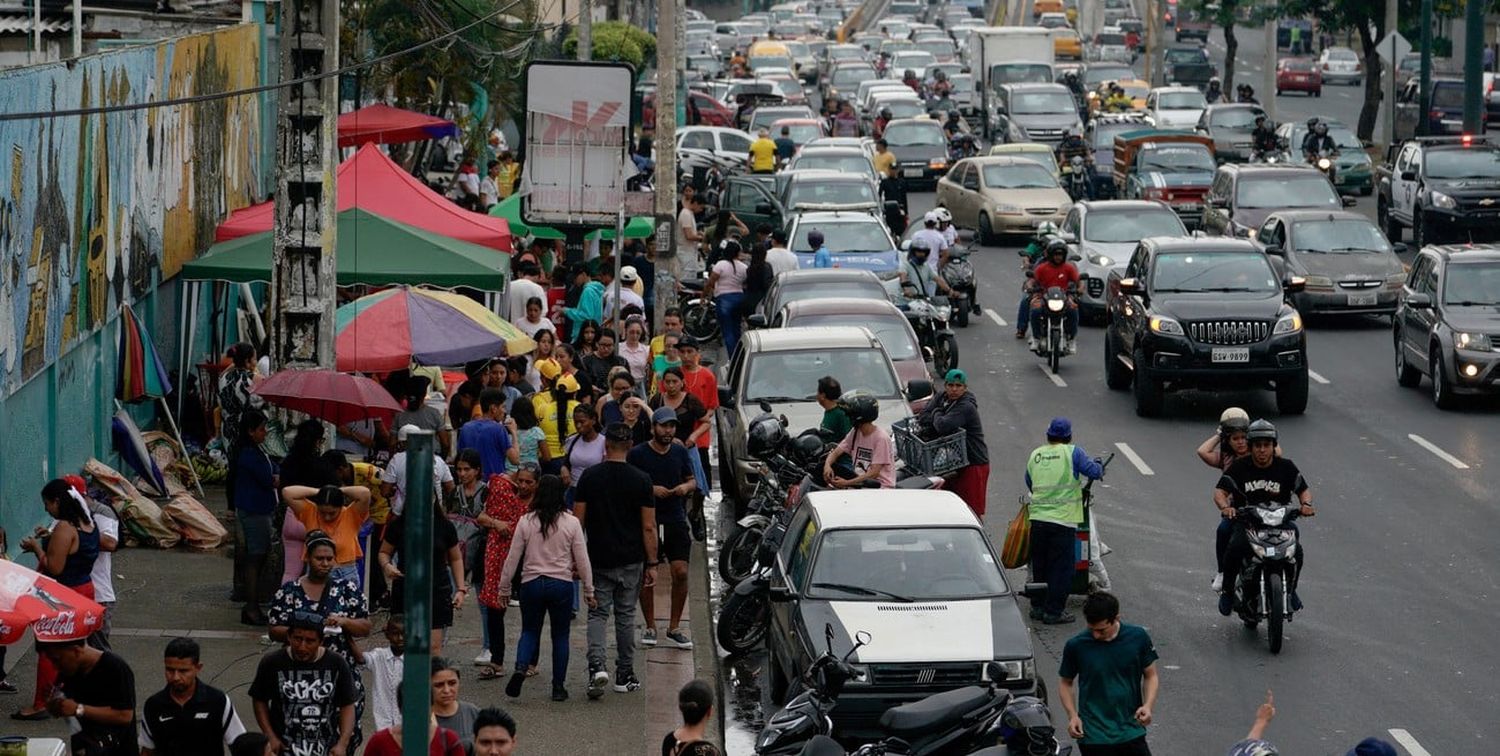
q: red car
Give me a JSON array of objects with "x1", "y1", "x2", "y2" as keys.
[
  {"x1": 643, "y1": 91, "x2": 734, "y2": 127},
  {"x1": 1275, "y1": 58, "x2": 1323, "y2": 97}
]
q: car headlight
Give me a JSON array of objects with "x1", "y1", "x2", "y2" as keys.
[
  {"x1": 984, "y1": 658, "x2": 1035, "y2": 683},
  {"x1": 1303, "y1": 275, "x2": 1333, "y2": 289},
  {"x1": 1455, "y1": 332, "x2": 1492, "y2": 351},
  {"x1": 1092, "y1": 254, "x2": 1113, "y2": 266},
  {"x1": 1273, "y1": 312, "x2": 1303, "y2": 335},
  {"x1": 929, "y1": 158, "x2": 948, "y2": 169},
  {"x1": 1385, "y1": 273, "x2": 1407, "y2": 289},
  {"x1": 1149, "y1": 315, "x2": 1183, "y2": 335},
  {"x1": 1430, "y1": 191, "x2": 1457, "y2": 210},
  {"x1": 995, "y1": 203, "x2": 1023, "y2": 214}
]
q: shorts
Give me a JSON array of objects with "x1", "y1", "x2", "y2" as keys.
[
  {"x1": 237, "y1": 513, "x2": 274, "y2": 558},
  {"x1": 659, "y1": 522, "x2": 692, "y2": 564}
]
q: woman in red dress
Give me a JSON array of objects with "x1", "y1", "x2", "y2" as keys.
[{"x1": 476, "y1": 464, "x2": 538, "y2": 679}]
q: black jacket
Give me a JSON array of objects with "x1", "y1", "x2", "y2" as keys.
[{"x1": 919, "y1": 390, "x2": 988, "y2": 465}]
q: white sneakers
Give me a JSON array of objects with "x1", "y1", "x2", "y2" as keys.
[
  {"x1": 1211, "y1": 573, "x2": 1224, "y2": 592},
  {"x1": 473, "y1": 649, "x2": 492, "y2": 666}
]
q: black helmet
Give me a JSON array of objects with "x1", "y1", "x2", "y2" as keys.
[
  {"x1": 934, "y1": 70, "x2": 947, "y2": 81},
  {"x1": 1045, "y1": 238, "x2": 1069, "y2": 259},
  {"x1": 718, "y1": 238, "x2": 743, "y2": 260},
  {"x1": 880, "y1": 107, "x2": 892, "y2": 119},
  {"x1": 997, "y1": 696, "x2": 1055, "y2": 752},
  {"x1": 790, "y1": 431, "x2": 827, "y2": 465},
  {"x1": 746, "y1": 414, "x2": 788, "y2": 457},
  {"x1": 1305, "y1": 116, "x2": 1318, "y2": 127},
  {"x1": 904, "y1": 69, "x2": 917, "y2": 79},
  {"x1": 1254, "y1": 113, "x2": 1267, "y2": 123},
  {"x1": 838, "y1": 390, "x2": 879, "y2": 425},
  {"x1": 1246, "y1": 419, "x2": 1277, "y2": 444}
]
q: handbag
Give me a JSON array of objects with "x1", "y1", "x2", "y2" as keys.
[{"x1": 1001, "y1": 500, "x2": 1031, "y2": 569}]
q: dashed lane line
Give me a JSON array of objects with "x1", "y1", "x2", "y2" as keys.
[
  {"x1": 984, "y1": 308, "x2": 1008, "y2": 328},
  {"x1": 1387, "y1": 729, "x2": 1434, "y2": 756},
  {"x1": 1407, "y1": 433, "x2": 1470, "y2": 470},
  {"x1": 1039, "y1": 364, "x2": 1067, "y2": 387},
  {"x1": 1114, "y1": 442, "x2": 1156, "y2": 476},
  {"x1": 1308, "y1": 370, "x2": 1330, "y2": 384}
]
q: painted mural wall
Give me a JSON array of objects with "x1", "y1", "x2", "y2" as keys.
[{"x1": 0, "y1": 23, "x2": 262, "y2": 399}]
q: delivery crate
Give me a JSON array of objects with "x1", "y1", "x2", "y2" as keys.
[{"x1": 892, "y1": 418, "x2": 968, "y2": 476}]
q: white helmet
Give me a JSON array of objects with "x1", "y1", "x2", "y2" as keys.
[
  {"x1": 933, "y1": 207, "x2": 952, "y2": 224},
  {"x1": 924, "y1": 209, "x2": 941, "y2": 225}
]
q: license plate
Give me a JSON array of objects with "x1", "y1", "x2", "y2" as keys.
[
  {"x1": 1177, "y1": 202, "x2": 1202, "y2": 211},
  {"x1": 1212, "y1": 347, "x2": 1250, "y2": 363},
  {"x1": 904, "y1": 168, "x2": 925, "y2": 178},
  {"x1": 1347, "y1": 292, "x2": 1378, "y2": 307}
]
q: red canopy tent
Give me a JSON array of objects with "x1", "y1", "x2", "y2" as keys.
[
  {"x1": 214, "y1": 143, "x2": 513, "y2": 252},
  {"x1": 337, "y1": 103, "x2": 461, "y2": 148}
]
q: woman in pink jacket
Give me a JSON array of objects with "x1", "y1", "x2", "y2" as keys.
[{"x1": 498, "y1": 474, "x2": 595, "y2": 702}]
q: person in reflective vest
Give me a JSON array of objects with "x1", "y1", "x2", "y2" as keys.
[{"x1": 1024, "y1": 418, "x2": 1104, "y2": 624}]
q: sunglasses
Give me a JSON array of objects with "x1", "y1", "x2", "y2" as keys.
[{"x1": 514, "y1": 462, "x2": 541, "y2": 473}]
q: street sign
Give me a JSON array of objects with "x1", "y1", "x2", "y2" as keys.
[{"x1": 1377, "y1": 31, "x2": 1412, "y2": 65}]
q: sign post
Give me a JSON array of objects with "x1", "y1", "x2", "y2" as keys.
[{"x1": 1377, "y1": 31, "x2": 1412, "y2": 146}]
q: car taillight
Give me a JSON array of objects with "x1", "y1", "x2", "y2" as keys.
[{"x1": 1430, "y1": 109, "x2": 1446, "y2": 121}]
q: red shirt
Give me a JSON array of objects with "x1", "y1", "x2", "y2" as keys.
[
  {"x1": 681, "y1": 364, "x2": 719, "y2": 449},
  {"x1": 1032, "y1": 261, "x2": 1080, "y2": 291},
  {"x1": 363, "y1": 727, "x2": 465, "y2": 756}
]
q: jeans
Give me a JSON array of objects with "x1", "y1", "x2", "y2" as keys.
[
  {"x1": 515, "y1": 576, "x2": 575, "y2": 687},
  {"x1": 485, "y1": 606, "x2": 507, "y2": 667},
  {"x1": 588, "y1": 564, "x2": 643, "y2": 678},
  {"x1": 1015, "y1": 291, "x2": 1030, "y2": 334},
  {"x1": 716, "y1": 292, "x2": 746, "y2": 359},
  {"x1": 1214, "y1": 518, "x2": 1233, "y2": 572},
  {"x1": 331, "y1": 563, "x2": 360, "y2": 586},
  {"x1": 1030, "y1": 305, "x2": 1079, "y2": 339},
  {"x1": 1029, "y1": 521, "x2": 1076, "y2": 617}
]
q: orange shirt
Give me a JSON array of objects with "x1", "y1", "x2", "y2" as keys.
[
  {"x1": 292, "y1": 502, "x2": 366, "y2": 563},
  {"x1": 680, "y1": 365, "x2": 719, "y2": 449}
]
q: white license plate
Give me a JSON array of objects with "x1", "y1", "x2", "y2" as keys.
[
  {"x1": 904, "y1": 168, "x2": 926, "y2": 178},
  {"x1": 1212, "y1": 347, "x2": 1250, "y2": 363},
  {"x1": 1177, "y1": 202, "x2": 1202, "y2": 211},
  {"x1": 1347, "y1": 292, "x2": 1378, "y2": 307}
]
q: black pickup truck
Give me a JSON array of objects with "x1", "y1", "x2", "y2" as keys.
[
  {"x1": 1376, "y1": 136, "x2": 1500, "y2": 248},
  {"x1": 1157, "y1": 45, "x2": 1217, "y2": 91}
]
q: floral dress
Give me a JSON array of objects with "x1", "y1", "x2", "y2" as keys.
[
  {"x1": 479, "y1": 475, "x2": 530, "y2": 610},
  {"x1": 266, "y1": 576, "x2": 369, "y2": 750}
]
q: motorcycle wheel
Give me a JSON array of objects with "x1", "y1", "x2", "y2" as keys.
[
  {"x1": 683, "y1": 302, "x2": 720, "y2": 342},
  {"x1": 1266, "y1": 571, "x2": 1285, "y2": 654},
  {"x1": 953, "y1": 299, "x2": 970, "y2": 327},
  {"x1": 717, "y1": 524, "x2": 764, "y2": 586},
  {"x1": 716, "y1": 589, "x2": 770, "y2": 655},
  {"x1": 935, "y1": 333, "x2": 959, "y2": 374},
  {"x1": 1048, "y1": 324, "x2": 1062, "y2": 374}
]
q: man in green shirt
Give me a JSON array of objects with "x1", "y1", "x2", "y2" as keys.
[
  {"x1": 1024, "y1": 417, "x2": 1104, "y2": 624},
  {"x1": 816, "y1": 376, "x2": 852, "y2": 440},
  {"x1": 1058, "y1": 592, "x2": 1160, "y2": 755}
]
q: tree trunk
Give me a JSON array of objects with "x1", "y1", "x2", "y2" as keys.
[
  {"x1": 1356, "y1": 22, "x2": 1381, "y2": 142},
  {"x1": 1223, "y1": 22, "x2": 1239, "y2": 94}
]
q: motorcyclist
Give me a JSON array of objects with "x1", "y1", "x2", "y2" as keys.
[
  {"x1": 1213, "y1": 419, "x2": 1314, "y2": 617},
  {"x1": 899, "y1": 237, "x2": 953, "y2": 299},
  {"x1": 934, "y1": 206, "x2": 958, "y2": 249},
  {"x1": 1027, "y1": 238, "x2": 1081, "y2": 353},
  {"x1": 1205, "y1": 76, "x2": 1224, "y2": 104},
  {"x1": 1250, "y1": 114, "x2": 1280, "y2": 160},
  {"x1": 943, "y1": 109, "x2": 966, "y2": 139},
  {"x1": 1199, "y1": 407, "x2": 1251, "y2": 592},
  {"x1": 1102, "y1": 82, "x2": 1133, "y2": 112},
  {"x1": 1056, "y1": 127, "x2": 1094, "y2": 200},
  {"x1": 822, "y1": 391, "x2": 895, "y2": 488},
  {"x1": 931, "y1": 69, "x2": 953, "y2": 99},
  {"x1": 1062, "y1": 70, "x2": 1084, "y2": 98},
  {"x1": 873, "y1": 106, "x2": 894, "y2": 139},
  {"x1": 1014, "y1": 221, "x2": 1060, "y2": 339},
  {"x1": 1301, "y1": 118, "x2": 1337, "y2": 162},
  {"x1": 1237, "y1": 83, "x2": 1259, "y2": 104},
  {"x1": 910, "y1": 211, "x2": 951, "y2": 271},
  {"x1": 903, "y1": 68, "x2": 923, "y2": 96}
]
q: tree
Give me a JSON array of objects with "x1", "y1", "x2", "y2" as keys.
[
  {"x1": 1278, "y1": 0, "x2": 1386, "y2": 141},
  {"x1": 562, "y1": 21, "x2": 657, "y2": 70},
  {"x1": 1182, "y1": 0, "x2": 1250, "y2": 95}
]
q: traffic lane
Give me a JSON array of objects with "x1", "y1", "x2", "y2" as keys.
[
  {"x1": 1204, "y1": 26, "x2": 1365, "y2": 129},
  {"x1": 943, "y1": 226, "x2": 1500, "y2": 753}
]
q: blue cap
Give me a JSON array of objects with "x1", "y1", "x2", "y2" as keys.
[
  {"x1": 1346, "y1": 740, "x2": 1397, "y2": 756},
  {"x1": 1046, "y1": 417, "x2": 1072, "y2": 439},
  {"x1": 652, "y1": 407, "x2": 680, "y2": 425}
]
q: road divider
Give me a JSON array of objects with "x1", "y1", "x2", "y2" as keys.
[
  {"x1": 1038, "y1": 364, "x2": 1066, "y2": 387},
  {"x1": 1308, "y1": 370, "x2": 1330, "y2": 384},
  {"x1": 1407, "y1": 433, "x2": 1470, "y2": 470},
  {"x1": 1114, "y1": 442, "x2": 1156, "y2": 476},
  {"x1": 1387, "y1": 729, "x2": 1434, "y2": 756},
  {"x1": 984, "y1": 308, "x2": 1008, "y2": 328}
]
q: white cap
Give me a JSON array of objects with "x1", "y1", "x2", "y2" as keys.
[
  {"x1": 621, "y1": 265, "x2": 640, "y2": 282},
  {"x1": 397, "y1": 424, "x2": 423, "y2": 442}
]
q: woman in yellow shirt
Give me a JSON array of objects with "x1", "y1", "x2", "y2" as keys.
[{"x1": 532, "y1": 373, "x2": 580, "y2": 475}]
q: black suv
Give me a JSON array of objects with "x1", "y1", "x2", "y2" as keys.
[
  {"x1": 1201, "y1": 163, "x2": 1351, "y2": 238},
  {"x1": 1393, "y1": 244, "x2": 1500, "y2": 408},
  {"x1": 1376, "y1": 136, "x2": 1500, "y2": 249},
  {"x1": 1104, "y1": 238, "x2": 1310, "y2": 416}
]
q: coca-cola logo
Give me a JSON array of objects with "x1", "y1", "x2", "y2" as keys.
[{"x1": 33, "y1": 612, "x2": 77, "y2": 640}]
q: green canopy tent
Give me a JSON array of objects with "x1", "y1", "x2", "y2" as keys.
[
  {"x1": 586, "y1": 215, "x2": 654, "y2": 241},
  {"x1": 182, "y1": 207, "x2": 510, "y2": 289},
  {"x1": 488, "y1": 195, "x2": 566, "y2": 240}
]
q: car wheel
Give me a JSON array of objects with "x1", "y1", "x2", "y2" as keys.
[
  {"x1": 1033, "y1": 677, "x2": 1049, "y2": 706},
  {"x1": 1394, "y1": 332, "x2": 1422, "y2": 387},
  {"x1": 1315, "y1": 89, "x2": 1322, "y2": 97},
  {"x1": 1132, "y1": 346, "x2": 1162, "y2": 417},
  {"x1": 718, "y1": 439, "x2": 743, "y2": 509},
  {"x1": 978, "y1": 212, "x2": 997, "y2": 245},
  {"x1": 1104, "y1": 332, "x2": 1131, "y2": 390},
  {"x1": 766, "y1": 651, "x2": 791, "y2": 704},
  {"x1": 1431, "y1": 345, "x2": 1459, "y2": 409},
  {"x1": 1275, "y1": 368, "x2": 1309, "y2": 415}
]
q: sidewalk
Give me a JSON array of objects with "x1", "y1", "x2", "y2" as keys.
[{"x1": 0, "y1": 487, "x2": 720, "y2": 756}]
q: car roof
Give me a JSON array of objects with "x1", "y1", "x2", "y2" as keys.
[
  {"x1": 779, "y1": 297, "x2": 905, "y2": 318},
  {"x1": 1268, "y1": 209, "x2": 1372, "y2": 224},
  {"x1": 795, "y1": 146, "x2": 868, "y2": 158},
  {"x1": 1205, "y1": 102, "x2": 1262, "y2": 111},
  {"x1": 959, "y1": 155, "x2": 1039, "y2": 167},
  {"x1": 776, "y1": 268, "x2": 884, "y2": 284},
  {"x1": 1422, "y1": 243, "x2": 1500, "y2": 262},
  {"x1": 806, "y1": 489, "x2": 981, "y2": 529},
  {"x1": 1078, "y1": 199, "x2": 1174, "y2": 213},
  {"x1": 1219, "y1": 163, "x2": 1319, "y2": 178},
  {"x1": 1145, "y1": 237, "x2": 1260, "y2": 254},
  {"x1": 885, "y1": 117, "x2": 942, "y2": 128},
  {"x1": 784, "y1": 169, "x2": 869, "y2": 182},
  {"x1": 1003, "y1": 82, "x2": 1070, "y2": 93},
  {"x1": 744, "y1": 325, "x2": 883, "y2": 352},
  {"x1": 1151, "y1": 85, "x2": 1201, "y2": 94},
  {"x1": 791, "y1": 210, "x2": 884, "y2": 223}
]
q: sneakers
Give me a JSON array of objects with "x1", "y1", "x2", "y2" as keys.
[
  {"x1": 1218, "y1": 593, "x2": 1234, "y2": 617},
  {"x1": 1210, "y1": 573, "x2": 1224, "y2": 592},
  {"x1": 1014, "y1": 330, "x2": 1027, "y2": 340},
  {"x1": 474, "y1": 649, "x2": 492, "y2": 666},
  {"x1": 665, "y1": 629, "x2": 694, "y2": 649},
  {"x1": 552, "y1": 684, "x2": 569, "y2": 702},
  {"x1": 614, "y1": 673, "x2": 642, "y2": 693},
  {"x1": 0, "y1": 680, "x2": 16, "y2": 694},
  {"x1": 505, "y1": 672, "x2": 526, "y2": 698},
  {"x1": 1027, "y1": 337, "x2": 1038, "y2": 351},
  {"x1": 1065, "y1": 339, "x2": 1077, "y2": 355},
  {"x1": 587, "y1": 668, "x2": 609, "y2": 700},
  {"x1": 1041, "y1": 612, "x2": 1076, "y2": 625},
  {"x1": 641, "y1": 628, "x2": 658, "y2": 647}
]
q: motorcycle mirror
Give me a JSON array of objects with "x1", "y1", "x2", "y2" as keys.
[
  {"x1": 1341, "y1": 196, "x2": 1357, "y2": 207},
  {"x1": 852, "y1": 630, "x2": 872, "y2": 651},
  {"x1": 747, "y1": 313, "x2": 768, "y2": 329},
  {"x1": 759, "y1": 399, "x2": 774, "y2": 413}
]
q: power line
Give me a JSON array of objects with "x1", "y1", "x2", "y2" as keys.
[{"x1": 0, "y1": 0, "x2": 524, "y2": 122}]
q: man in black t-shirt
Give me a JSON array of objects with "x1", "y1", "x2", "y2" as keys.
[
  {"x1": 1213, "y1": 420, "x2": 1314, "y2": 616},
  {"x1": 576, "y1": 422, "x2": 660, "y2": 697},
  {"x1": 628, "y1": 408, "x2": 699, "y2": 651},
  {"x1": 249, "y1": 612, "x2": 359, "y2": 756},
  {"x1": 141, "y1": 637, "x2": 247, "y2": 754},
  {"x1": 37, "y1": 637, "x2": 136, "y2": 756}
]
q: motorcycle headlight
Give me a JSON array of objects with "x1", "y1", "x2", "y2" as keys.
[
  {"x1": 935, "y1": 305, "x2": 953, "y2": 320},
  {"x1": 1260, "y1": 507, "x2": 1288, "y2": 526},
  {"x1": 1149, "y1": 315, "x2": 1183, "y2": 335},
  {"x1": 1046, "y1": 297, "x2": 1066, "y2": 312},
  {"x1": 1316, "y1": 157, "x2": 1332, "y2": 170},
  {"x1": 1273, "y1": 312, "x2": 1303, "y2": 335},
  {"x1": 1430, "y1": 191, "x2": 1457, "y2": 210},
  {"x1": 1455, "y1": 332, "x2": 1492, "y2": 351}
]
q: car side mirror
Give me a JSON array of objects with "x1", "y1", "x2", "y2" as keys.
[
  {"x1": 747, "y1": 313, "x2": 768, "y2": 329},
  {"x1": 1284, "y1": 276, "x2": 1307, "y2": 293},
  {"x1": 718, "y1": 385, "x2": 736, "y2": 406},
  {"x1": 1392, "y1": 242, "x2": 1409, "y2": 254},
  {"x1": 1264, "y1": 246, "x2": 1285, "y2": 256},
  {"x1": 1020, "y1": 581, "x2": 1049, "y2": 600},
  {"x1": 1400, "y1": 170, "x2": 1417, "y2": 181},
  {"x1": 1406, "y1": 292, "x2": 1432, "y2": 309},
  {"x1": 1117, "y1": 277, "x2": 1140, "y2": 294},
  {"x1": 906, "y1": 378, "x2": 934, "y2": 401},
  {"x1": 769, "y1": 583, "x2": 794, "y2": 601},
  {"x1": 1341, "y1": 196, "x2": 1358, "y2": 207}
]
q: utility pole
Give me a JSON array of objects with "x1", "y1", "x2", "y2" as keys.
[
  {"x1": 652, "y1": 0, "x2": 680, "y2": 335},
  {"x1": 1418, "y1": 0, "x2": 1432, "y2": 136},
  {"x1": 1144, "y1": 0, "x2": 1156, "y2": 85},
  {"x1": 1263, "y1": 3, "x2": 1277, "y2": 123},
  {"x1": 268, "y1": 0, "x2": 338, "y2": 374},
  {"x1": 1384, "y1": 0, "x2": 1398, "y2": 146},
  {"x1": 579, "y1": 0, "x2": 592, "y2": 61},
  {"x1": 1462, "y1": 0, "x2": 1484, "y2": 133}
]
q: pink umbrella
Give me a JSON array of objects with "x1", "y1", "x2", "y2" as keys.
[
  {"x1": 0, "y1": 560, "x2": 106, "y2": 644},
  {"x1": 252, "y1": 369, "x2": 405, "y2": 425}
]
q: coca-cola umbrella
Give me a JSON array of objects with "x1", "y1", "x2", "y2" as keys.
[
  {"x1": 252, "y1": 369, "x2": 404, "y2": 426},
  {"x1": 0, "y1": 560, "x2": 106, "y2": 644}
]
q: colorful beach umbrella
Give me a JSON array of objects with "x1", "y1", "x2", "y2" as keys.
[
  {"x1": 489, "y1": 195, "x2": 565, "y2": 240},
  {"x1": 116, "y1": 304, "x2": 173, "y2": 402},
  {"x1": 335, "y1": 288, "x2": 537, "y2": 373},
  {"x1": 0, "y1": 560, "x2": 108, "y2": 644},
  {"x1": 253, "y1": 370, "x2": 405, "y2": 425}
]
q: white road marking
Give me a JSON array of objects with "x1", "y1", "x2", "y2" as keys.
[
  {"x1": 1407, "y1": 434, "x2": 1470, "y2": 470},
  {"x1": 1308, "y1": 370, "x2": 1330, "y2": 384},
  {"x1": 985, "y1": 308, "x2": 1008, "y2": 327},
  {"x1": 1039, "y1": 364, "x2": 1067, "y2": 387},
  {"x1": 1387, "y1": 729, "x2": 1434, "y2": 756},
  {"x1": 1114, "y1": 442, "x2": 1155, "y2": 476}
]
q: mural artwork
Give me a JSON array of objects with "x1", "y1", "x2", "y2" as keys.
[{"x1": 0, "y1": 24, "x2": 262, "y2": 397}]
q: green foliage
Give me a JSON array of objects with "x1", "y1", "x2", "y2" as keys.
[{"x1": 562, "y1": 21, "x2": 656, "y2": 70}]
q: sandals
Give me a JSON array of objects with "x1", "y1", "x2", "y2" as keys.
[
  {"x1": 478, "y1": 665, "x2": 506, "y2": 681},
  {"x1": 525, "y1": 665, "x2": 539, "y2": 678}
]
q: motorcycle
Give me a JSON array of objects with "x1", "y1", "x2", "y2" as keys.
[
  {"x1": 717, "y1": 473, "x2": 815, "y2": 655},
  {"x1": 719, "y1": 413, "x2": 834, "y2": 586},
  {"x1": 901, "y1": 285, "x2": 960, "y2": 376},
  {"x1": 940, "y1": 242, "x2": 979, "y2": 328},
  {"x1": 1308, "y1": 147, "x2": 1339, "y2": 187},
  {"x1": 756, "y1": 625, "x2": 1014, "y2": 756},
  {"x1": 948, "y1": 132, "x2": 978, "y2": 163},
  {"x1": 1030, "y1": 284, "x2": 1075, "y2": 374},
  {"x1": 1230, "y1": 503, "x2": 1306, "y2": 654},
  {"x1": 679, "y1": 271, "x2": 721, "y2": 342},
  {"x1": 1062, "y1": 156, "x2": 1091, "y2": 202}
]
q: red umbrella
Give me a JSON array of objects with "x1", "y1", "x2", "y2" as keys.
[
  {"x1": 252, "y1": 369, "x2": 404, "y2": 425},
  {"x1": 0, "y1": 560, "x2": 106, "y2": 644}
]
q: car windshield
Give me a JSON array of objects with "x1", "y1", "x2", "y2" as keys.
[
  {"x1": 1084, "y1": 65, "x2": 1133, "y2": 85},
  {"x1": 884, "y1": 122, "x2": 946, "y2": 146},
  {"x1": 1433, "y1": 83, "x2": 1464, "y2": 109},
  {"x1": 778, "y1": 123, "x2": 820, "y2": 143},
  {"x1": 1165, "y1": 48, "x2": 1207, "y2": 64},
  {"x1": 1092, "y1": 122, "x2": 1141, "y2": 148},
  {"x1": 984, "y1": 162, "x2": 1059, "y2": 188},
  {"x1": 1211, "y1": 108, "x2": 1264, "y2": 129},
  {"x1": 1004, "y1": 151, "x2": 1060, "y2": 173},
  {"x1": 894, "y1": 51, "x2": 936, "y2": 68},
  {"x1": 786, "y1": 180, "x2": 876, "y2": 207},
  {"x1": 1098, "y1": 33, "x2": 1126, "y2": 45},
  {"x1": 1138, "y1": 144, "x2": 1215, "y2": 172},
  {"x1": 774, "y1": 282, "x2": 888, "y2": 314},
  {"x1": 1282, "y1": 60, "x2": 1315, "y2": 72},
  {"x1": 1425, "y1": 148, "x2": 1500, "y2": 179},
  {"x1": 1012, "y1": 91, "x2": 1078, "y2": 114},
  {"x1": 1291, "y1": 219, "x2": 1391, "y2": 253},
  {"x1": 1236, "y1": 175, "x2": 1339, "y2": 209},
  {"x1": 916, "y1": 40, "x2": 955, "y2": 58},
  {"x1": 791, "y1": 314, "x2": 918, "y2": 359},
  {"x1": 786, "y1": 41, "x2": 810, "y2": 56},
  {"x1": 792, "y1": 220, "x2": 892, "y2": 253},
  {"x1": 1086, "y1": 210, "x2": 1185, "y2": 242},
  {"x1": 1158, "y1": 91, "x2": 1206, "y2": 109},
  {"x1": 746, "y1": 347, "x2": 899, "y2": 401},
  {"x1": 830, "y1": 47, "x2": 862, "y2": 60},
  {"x1": 793, "y1": 154, "x2": 874, "y2": 176},
  {"x1": 752, "y1": 55, "x2": 794, "y2": 70},
  {"x1": 1152, "y1": 252, "x2": 1280, "y2": 293},
  {"x1": 881, "y1": 100, "x2": 926, "y2": 119},
  {"x1": 770, "y1": 78, "x2": 804, "y2": 97},
  {"x1": 992, "y1": 63, "x2": 1054, "y2": 86},
  {"x1": 1328, "y1": 48, "x2": 1357, "y2": 60},
  {"x1": 1443, "y1": 262, "x2": 1500, "y2": 305},
  {"x1": 834, "y1": 67, "x2": 876, "y2": 86},
  {"x1": 807, "y1": 527, "x2": 1007, "y2": 599}
]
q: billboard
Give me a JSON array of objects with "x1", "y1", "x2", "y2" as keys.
[{"x1": 522, "y1": 60, "x2": 634, "y2": 228}]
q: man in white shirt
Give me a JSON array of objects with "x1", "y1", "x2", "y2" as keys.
[
  {"x1": 506, "y1": 261, "x2": 548, "y2": 326},
  {"x1": 909, "y1": 211, "x2": 950, "y2": 273},
  {"x1": 379, "y1": 425, "x2": 456, "y2": 518},
  {"x1": 677, "y1": 194, "x2": 706, "y2": 276},
  {"x1": 605, "y1": 266, "x2": 647, "y2": 318},
  {"x1": 765, "y1": 228, "x2": 799, "y2": 275},
  {"x1": 479, "y1": 160, "x2": 500, "y2": 210}
]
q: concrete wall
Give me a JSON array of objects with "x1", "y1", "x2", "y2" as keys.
[{"x1": 0, "y1": 22, "x2": 263, "y2": 548}]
